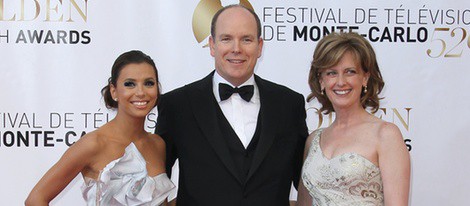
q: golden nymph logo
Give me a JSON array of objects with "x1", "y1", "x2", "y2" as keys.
[{"x1": 192, "y1": 0, "x2": 253, "y2": 47}]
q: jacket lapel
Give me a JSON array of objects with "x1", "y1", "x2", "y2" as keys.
[
  {"x1": 186, "y1": 72, "x2": 243, "y2": 184},
  {"x1": 246, "y1": 75, "x2": 280, "y2": 182}
]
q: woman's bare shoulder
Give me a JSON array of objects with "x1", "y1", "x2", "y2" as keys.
[
  {"x1": 145, "y1": 133, "x2": 165, "y2": 150},
  {"x1": 69, "y1": 129, "x2": 109, "y2": 156}
]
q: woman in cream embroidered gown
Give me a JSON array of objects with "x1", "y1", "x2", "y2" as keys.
[
  {"x1": 297, "y1": 32, "x2": 410, "y2": 206},
  {"x1": 26, "y1": 50, "x2": 174, "y2": 206}
]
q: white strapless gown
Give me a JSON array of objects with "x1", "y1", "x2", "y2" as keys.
[{"x1": 81, "y1": 143, "x2": 175, "y2": 206}]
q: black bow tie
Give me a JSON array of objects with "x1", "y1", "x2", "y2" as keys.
[{"x1": 219, "y1": 83, "x2": 254, "y2": 102}]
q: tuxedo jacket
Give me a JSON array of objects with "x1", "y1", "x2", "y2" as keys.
[{"x1": 155, "y1": 72, "x2": 308, "y2": 206}]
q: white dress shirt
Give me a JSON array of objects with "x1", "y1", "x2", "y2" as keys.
[{"x1": 212, "y1": 72, "x2": 261, "y2": 148}]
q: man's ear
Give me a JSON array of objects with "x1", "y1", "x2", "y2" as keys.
[
  {"x1": 257, "y1": 37, "x2": 264, "y2": 58},
  {"x1": 209, "y1": 36, "x2": 216, "y2": 57}
]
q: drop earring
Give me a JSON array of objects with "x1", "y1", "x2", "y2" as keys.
[
  {"x1": 321, "y1": 89, "x2": 324, "y2": 95},
  {"x1": 114, "y1": 98, "x2": 118, "y2": 102},
  {"x1": 363, "y1": 86, "x2": 368, "y2": 93}
]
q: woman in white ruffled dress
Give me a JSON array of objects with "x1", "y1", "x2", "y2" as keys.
[
  {"x1": 26, "y1": 50, "x2": 175, "y2": 206},
  {"x1": 297, "y1": 32, "x2": 410, "y2": 206}
]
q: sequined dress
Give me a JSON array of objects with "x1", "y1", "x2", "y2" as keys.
[
  {"x1": 81, "y1": 143, "x2": 175, "y2": 206},
  {"x1": 301, "y1": 129, "x2": 384, "y2": 206}
]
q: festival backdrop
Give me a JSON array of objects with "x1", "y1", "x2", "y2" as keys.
[{"x1": 1, "y1": 0, "x2": 469, "y2": 205}]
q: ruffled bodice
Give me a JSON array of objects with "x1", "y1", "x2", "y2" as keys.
[
  {"x1": 302, "y1": 129, "x2": 384, "y2": 206},
  {"x1": 81, "y1": 143, "x2": 175, "y2": 206}
]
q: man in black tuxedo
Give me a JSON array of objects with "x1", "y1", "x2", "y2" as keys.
[{"x1": 156, "y1": 4, "x2": 308, "y2": 206}]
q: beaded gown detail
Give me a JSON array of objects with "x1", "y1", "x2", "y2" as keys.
[{"x1": 301, "y1": 129, "x2": 384, "y2": 206}]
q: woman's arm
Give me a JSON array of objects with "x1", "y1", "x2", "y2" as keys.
[
  {"x1": 296, "y1": 178, "x2": 313, "y2": 206},
  {"x1": 377, "y1": 123, "x2": 411, "y2": 206},
  {"x1": 296, "y1": 132, "x2": 315, "y2": 206},
  {"x1": 25, "y1": 134, "x2": 99, "y2": 206}
]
